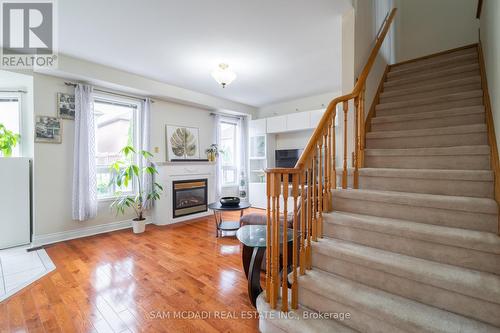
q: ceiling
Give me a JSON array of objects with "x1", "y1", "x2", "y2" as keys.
[{"x1": 58, "y1": 0, "x2": 351, "y2": 107}]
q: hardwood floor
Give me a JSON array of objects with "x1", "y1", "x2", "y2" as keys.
[{"x1": 0, "y1": 209, "x2": 264, "y2": 333}]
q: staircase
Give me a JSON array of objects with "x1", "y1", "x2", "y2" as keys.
[{"x1": 258, "y1": 45, "x2": 500, "y2": 332}]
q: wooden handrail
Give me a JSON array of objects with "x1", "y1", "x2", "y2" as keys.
[
  {"x1": 294, "y1": 8, "x2": 397, "y2": 170},
  {"x1": 264, "y1": 8, "x2": 398, "y2": 312}
]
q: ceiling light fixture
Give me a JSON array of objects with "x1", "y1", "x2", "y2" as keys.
[{"x1": 211, "y1": 63, "x2": 236, "y2": 88}]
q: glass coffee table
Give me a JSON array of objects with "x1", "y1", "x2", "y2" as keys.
[
  {"x1": 208, "y1": 201, "x2": 251, "y2": 237},
  {"x1": 236, "y1": 224, "x2": 293, "y2": 307}
]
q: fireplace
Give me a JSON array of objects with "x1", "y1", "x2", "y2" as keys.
[{"x1": 172, "y1": 179, "x2": 208, "y2": 218}]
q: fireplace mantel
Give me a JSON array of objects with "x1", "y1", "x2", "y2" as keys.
[{"x1": 152, "y1": 163, "x2": 216, "y2": 225}]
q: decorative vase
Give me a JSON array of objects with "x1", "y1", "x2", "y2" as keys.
[
  {"x1": 132, "y1": 217, "x2": 146, "y2": 234},
  {"x1": 208, "y1": 152, "x2": 216, "y2": 162}
]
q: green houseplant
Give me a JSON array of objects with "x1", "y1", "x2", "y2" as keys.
[
  {"x1": 109, "y1": 145, "x2": 163, "y2": 234},
  {"x1": 0, "y1": 124, "x2": 20, "y2": 157}
]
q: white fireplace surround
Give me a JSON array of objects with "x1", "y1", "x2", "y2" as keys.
[{"x1": 153, "y1": 162, "x2": 216, "y2": 225}]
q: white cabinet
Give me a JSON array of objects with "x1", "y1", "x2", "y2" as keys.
[
  {"x1": 249, "y1": 118, "x2": 266, "y2": 135},
  {"x1": 249, "y1": 182, "x2": 267, "y2": 209},
  {"x1": 0, "y1": 158, "x2": 31, "y2": 249},
  {"x1": 266, "y1": 115, "x2": 287, "y2": 133},
  {"x1": 287, "y1": 111, "x2": 310, "y2": 131},
  {"x1": 309, "y1": 109, "x2": 325, "y2": 129}
]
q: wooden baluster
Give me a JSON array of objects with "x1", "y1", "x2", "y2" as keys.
[
  {"x1": 318, "y1": 141, "x2": 323, "y2": 239},
  {"x1": 342, "y1": 101, "x2": 348, "y2": 189},
  {"x1": 306, "y1": 162, "x2": 312, "y2": 269},
  {"x1": 312, "y1": 153, "x2": 318, "y2": 242},
  {"x1": 324, "y1": 126, "x2": 330, "y2": 211},
  {"x1": 360, "y1": 87, "x2": 366, "y2": 168},
  {"x1": 299, "y1": 171, "x2": 306, "y2": 275},
  {"x1": 281, "y1": 175, "x2": 289, "y2": 311},
  {"x1": 266, "y1": 173, "x2": 271, "y2": 303},
  {"x1": 332, "y1": 108, "x2": 337, "y2": 190},
  {"x1": 291, "y1": 173, "x2": 299, "y2": 309},
  {"x1": 353, "y1": 97, "x2": 359, "y2": 189},
  {"x1": 274, "y1": 173, "x2": 281, "y2": 306},
  {"x1": 269, "y1": 173, "x2": 276, "y2": 308}
]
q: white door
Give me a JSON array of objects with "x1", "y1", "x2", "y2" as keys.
[{"x1": 0, "y1": 158, "x2": 31, "y2": 249}]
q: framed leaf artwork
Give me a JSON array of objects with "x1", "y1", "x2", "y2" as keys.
[{"x1": 166, "y1": 125, "x2": 200, "y2": 161}]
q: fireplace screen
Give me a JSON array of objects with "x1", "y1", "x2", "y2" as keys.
[{"x1": 172, "y1": 179, "x2": 208, "y2": 218}]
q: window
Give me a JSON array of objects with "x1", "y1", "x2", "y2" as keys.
[
  {"x1": 220, "y1": 121, "x2": 238, "y2": 186},
  {"x1": 94, "y1": 96, "x2": 139, "y2": 199},
  {"x1": 0, "y1": 93, "x2": 21, "y2": 157}
]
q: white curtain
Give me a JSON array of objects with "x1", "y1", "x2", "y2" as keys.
[
  {"x1": 141, "y1": 98, "x2": 153, "y2": 208},
  {"x1": 72, "y1": 84, "x2": 97, "y2": 221},
  {"x1": 238, "y1": 116, "x2": 249, "y2": 200},
  {"x1": 213, "y1": 114, "x2": 222, "y2": 199}
]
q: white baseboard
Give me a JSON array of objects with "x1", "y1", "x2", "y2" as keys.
[{"x1": 32, "y1": 218, "x2": 153, "y2": 247}]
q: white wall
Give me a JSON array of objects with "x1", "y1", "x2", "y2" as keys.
[
  {"x1": 32, "y1": 73, "x2": 220, "y2": 238},
  {"x1": 257, "y1": 92, "x2": 339, "y2": 119},
  {"x1": 480, "y1": 0, "x2": 500, "y2": 150},
  {"x1": 395, "y1": 0, "x2": 479, "y2": 63}
]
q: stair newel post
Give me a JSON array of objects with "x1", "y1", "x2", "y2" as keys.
[
  {"x1": 353, "y1": 96, "x2": 360, "y2": 189},
  {"x1": 342, "y1": 101, "x2": 349, "y2": 189},
  {"x1": 291, "y1": 172, "x2": 299, "y2": 309},
  {"x1": 332, "y1": 107, "x2": 337, "y2": 190},
  {"x1": 318, "y1": 141, "x2": 323, "y2": 239},
  {"x1": 266, "y1": 172, "x2": 272, "y2": 303},
  {"x1": 299, "y1": 170, "x2": 306, "y2": 275},
  {"x1": 312, "y1": 152, "x2": 318, "y2": 242},
  {"x1": 306, "y1": 160, "x2": 313, "y2": 269},
  {"x1": 281, "y1": 174, "x2": 289, "y2": 311}
]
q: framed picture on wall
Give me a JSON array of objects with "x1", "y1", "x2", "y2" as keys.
[
  {"x1": 57, "y1": 93, "x2": 76, "y2": 120},
  {"x1": 35, "y1": 116, "x2": 62, "y2": 144},
  {"x1": 166, "y1": 125, "x2": 200, "y2": 161}
]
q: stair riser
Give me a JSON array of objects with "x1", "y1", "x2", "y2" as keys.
[
  {"x1": 359, "y1": 175, "x2": 494, "y2": 198},
  {"x1": 388, "y1": 54, "x2": 478, "y2": 78},
  {"x1": 365, "y1": 154, "x2": 491, "y2": 170},
  {"x1": 384, "y1": 70, "x2": 479, "y2": 91},
  {"x1": 372, "y1": 113, "x2": 485, "y2": 131},
  {"x1": 385, "y1": 65, "x2": 480, "y2": 86},
  {"x1": 392, "y1": 48, "x2": 477, "y2": 72},
  {"x1": 323, "y1": 223, "x2": 500, "y2": 274},
  {"x1": 387, "y1": 61, "x2": 479, "y2": 82},
  {"x1": 381, "y1": 77, "x2": 482, "y2": 99},
  {"x1": 312, "y1": 253, "x2": 500, "y2": 327},
  {"x1": 298, "y1": 289, "x2": 404, "y2": 333},
  {"x1": 380, "y1": 83, "x2": 481, "y2": 104},
  {"x1": 366, "y1": 132, "x2": 488, "y2": 149},
  {"x1": 388, "y1": 58, "x2": 478, "y2": 81},
  {"x1": 376, "y1": 91, "x2": 482, "y2": 112},
  {"x1": 380, "y1": 75, "x2": 481, "y2": 99},
  {"x1": 331, "y1": 197, "x2": 497, "y2": 232},
  {"x1": 376, "y1": 97, "x2": 483, "y2": 117}
]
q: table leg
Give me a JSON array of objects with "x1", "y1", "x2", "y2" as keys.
[
  {"x1": 213, "y1": 211, "x2": 220, "y2": 237},
  {"x1": 241, "y1": 245, "x2": 265, "y2": 307}
]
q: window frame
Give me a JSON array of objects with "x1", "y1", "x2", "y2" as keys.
[
  {"x1": 0, "y1": 92, "x2": 23, "y2": 157},
  {"x1": 219, "y1": 120, "x2": 239, "y2": 188},
  {"x1": 93, "y1": 93, "x2": 141, "y2": 201}
]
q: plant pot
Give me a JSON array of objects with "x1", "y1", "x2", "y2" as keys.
[{"x1": 132, "y1": 217, "x2": 146, "y2": 234}]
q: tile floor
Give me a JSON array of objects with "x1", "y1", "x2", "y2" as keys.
[{"x1": 0, "y1": 245, "x2": 55, "y2": 302}]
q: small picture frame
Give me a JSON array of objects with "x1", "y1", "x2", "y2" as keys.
[
  {"x1": 35, "y1": 116, "x2": 62, "y2": 144},
  {"x1": 57, "y1": 93, "x2": 76, "y2": 120}
]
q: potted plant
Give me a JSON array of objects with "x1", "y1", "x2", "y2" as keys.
[
  {"x1": 0, "y1": 124, "x2": 20, "y2": 157},
  {"x1": 109, "y1": 145, "x2": 163, "y2": 234},
  {"x1": 205, "y1": 143, "x2": 224, "y2": 162}
]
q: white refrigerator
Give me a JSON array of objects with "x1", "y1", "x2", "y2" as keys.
[{"x1": 0, "y1": 158, "x2": 31, "y2": 249}]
